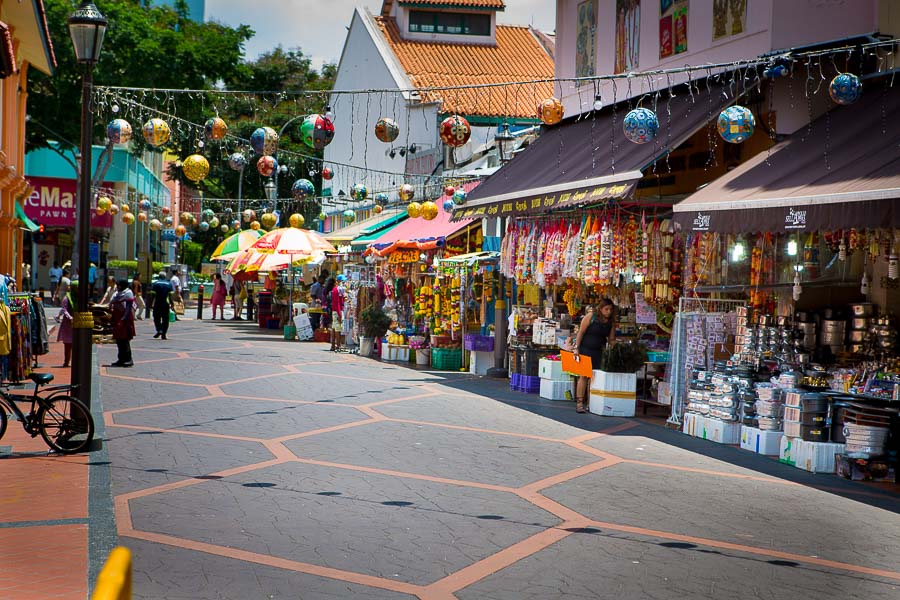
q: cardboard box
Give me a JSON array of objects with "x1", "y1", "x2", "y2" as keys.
[
  {"x1": 683, "y1": 412, "x2": 701, "y2": 436},
  {"x1": 469, "y1": 350, "x2": 494, "y2": 376},
  {"x1": 702, "y1": 418, "x2": 741, "y2": 444},
  {"x1": 540, "y1": 379, "x2": 574, "y2": 401},
  {"x1": 589, "y1": 371, "x2": 636, "y2": 417},
  {"x1": 539, "y1": 358, "x2": 570, "y2": 382},
  {"x1": 740, "y1": 426, "x2": 783, "y2": 456},
  {"x1": 780, "y1": 437, "x2": 845, "y2": 473},
  {"x1": 835, "y1": 454, "x2": 897, "y2": 482}
]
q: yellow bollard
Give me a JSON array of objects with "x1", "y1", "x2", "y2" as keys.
[{"x1": 91, "y1": 546, "x2": 132, "y2": 600}]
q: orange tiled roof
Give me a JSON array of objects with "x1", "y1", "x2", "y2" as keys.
[
  {"x1": 397, "y1": 0, "x2": 505, "y2": 8},
  {"x1": 374, "y1": 17, "x2": 554, "y2": 119}
]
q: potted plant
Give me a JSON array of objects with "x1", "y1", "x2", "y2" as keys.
[
  {"x1": 589, "y1": 342, "x2": 648, "y2": 417},
  {"x1": 359, "y1": 304, "x2": 391, "y2": 357}
]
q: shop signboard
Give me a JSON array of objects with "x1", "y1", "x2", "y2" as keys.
[
  {"x1": 388, "y1": 249, "x2": 420, "y2": 264},
  {"x1": 25, "y1": 176, "x2": 114, "y2": 229}
]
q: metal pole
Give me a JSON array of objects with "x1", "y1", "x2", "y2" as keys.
[
  {"x1": 72, "y1": 66, "x2": 94, "y2": 407},
  {"x1": 237, "y1": 167, "x2": 244, "y2": 218}
]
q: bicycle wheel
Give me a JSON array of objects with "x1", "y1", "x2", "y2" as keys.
[
  {"x1": 0, "y1": 402, "x2": 7, "y2": 441},
  {"x1": 37, "y1": 395, "x2": 94, "y2": 454}
]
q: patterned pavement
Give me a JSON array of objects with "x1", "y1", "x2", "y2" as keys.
[{"x1": 87, "y1": 318, "x2": 900, "y2": 598}]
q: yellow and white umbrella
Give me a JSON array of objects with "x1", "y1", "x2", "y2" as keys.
[{"x1": 211, "y1": 229, "x2": 264, "y2": 262}]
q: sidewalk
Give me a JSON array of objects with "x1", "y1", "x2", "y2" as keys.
[{"x1": 0, "y1": 340, "x2": 105, "y2": 600}]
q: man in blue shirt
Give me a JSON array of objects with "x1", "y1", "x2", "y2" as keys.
[
  {"x1": 149, "y1": 271, "x2": 174, "y2": 340},
  {"x1": 87, "y1": 263, "x2": 97, "y2": 299}
]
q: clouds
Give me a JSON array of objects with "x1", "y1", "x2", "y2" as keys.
[{"x1": 206, "y1": 0, "x2": 555, "y2": 68}]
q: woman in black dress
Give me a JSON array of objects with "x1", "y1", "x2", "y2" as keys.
[{"x1": 572, "y1": 298, "x2": 617, "y2": 413}]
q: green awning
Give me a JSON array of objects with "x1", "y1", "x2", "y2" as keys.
[
  {"x1": 351, "y1": 222, "x2": 402, "y2": 248},
  {"x1": 14, "y1": 201, "x2": 39, "y2": 232}
]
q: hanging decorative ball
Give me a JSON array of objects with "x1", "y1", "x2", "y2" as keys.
[
  {"x1": 175, "y1": 224, "x2": 186, "y2": 237},
  {"x1": 164, "y1": 216, "x2": 173, "y2": 226},
  {"x1": 440, "y1": 115, "x2": 472, "y2": 147},
  {"x1": 202, "y1": 208, "x2": 215, "y2": 222},
  {"x1": 399, "y1": 184, "x2": 415, "y2": 202},
  {"x1": 122, "y1": 212, "x2": 135, "y2": 225},
  {"x1": 289, "y1": 213, "x2": 305, "y2": 228},
  {"x1": 365, "y1": 254, "x2": 375, "y2": 265},
  {"x1": 261, "y1": 212, "x2": 278, "y2": 230},
  {"x1": 231, "y1": 220, "x2": 241, "y2": 230},
  {"x1": 220, "y1": 224, "x2": 230, "y2": 233},
  {"x1": 109, "y1": 204, "x2": 120, "y2": 216},
  {"x1": 342, "y1": 209, "x2": 356, "y2": 223},
  {"x1": 421, "y1": 200, "x2": 438, "y2": 221},
  {"x1": 291, "y1": 178, "x2": 315, "y2": 200},
  {"x1": 374, "y1": 204, "x2": 383, "y2": 214},
  {"x1": 250, "y1": 220, "x2": 261, "y2": 231},
  {"x1": 301, "y1": 114, "x2": 336, "y2": 150},
  {"x1": 140, "y1": 199, "x2": 152, "y2": 211},
  {"x1": 120, "y1": 203, "x2": 130, "y2": 214},
  {"x1": 224, "y1": 207, "x2": 232, "y2": 216},
  {"x1": 316, "y1": 212, "x2": 327, "y2": 222},
  {"x1": 250, "y1": 126, "x2": 279, "y2": 156},
  {"x1": 180, "y1": 211, "x2": 193, "y2": 225},
  {"x1": 622, "y1": 107, "x2": 659, "y2": 144},
  {"x1": 257, "y1": 155, "x2": 277, "y2": 177},
  {"x1": 182, "y1": 154, "x2": 210, "y2": 182},
  {"x1": 209, "y1": 217, "x2": 220, "y2": 229},
  {"x1": 374, "y1": 192, "x2": 389, "y2": 205},
  {"x1": 243, "y1": 209, "x2": 255, "y2": 223},
  {"x1": 149, "y1": 219, "x2": 162, "y2": 232},
  {"x1": 444, "y1": 185, "x2": 455, "y2": 197},
  {"x1": 161, "y1": 206, "x2": 170, "y2": 215},
  {"x1": 717, "y1": 105, "x2": 755, "y2": 144},
  {"x1": 321, "y1": 166, "x2": 334, "y2": 180},
  {"x1": 829, "y1": 73, "x2": 862, "y2": 105},
  {"x1": 452, "y1": 189, "x2": 467, "y2": 205},
  {"x1": 137, "y1": 212, "x2": 148, "y2": 223},
  {"x1": 443, "y1": 199, "x2": 455, "y2": 212},
  {"x1": 95, "y1": 207, "x2": 106, "y2": 216},
  {"x1": 351, "y1": 183, "x2": 368, "y2": 201},
  {"x1": 228, "y1": 152, "x2": 248, "y2": 171},
  {"x1": 97, "y1": 196, "x2": 111, "y2": 211},
  {"x1": 375, "y1": 117, "x2": 400, "y2": 143},
  {"x1": 107, "y1": 119, "x2": 133, "y2": 144},
  {"x1": 763, "y1": 64, "x2": 789, "y2": 79},
  {"x1": 537, "y1": 97, "x2": 564, "y2": 126},
  {"x1": 204, "y1": 117, "x2": 228, "y2": 141},
  {"x1": 142, "y1": 118, "x2": 171, "y2": 148},
  {"x1": 407, "y1": 201, "x2": 422, "y2": 218},
  {"x1": 199, "y1": 221, "x2": 210, "y2": 232}
]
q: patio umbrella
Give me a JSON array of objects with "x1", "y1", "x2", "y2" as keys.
[
  {"x1": 225, "y1": 249, "x2": 322, "y2": 275},
  {"x1": 249, "y1": 228, "x2": 337, "y2": 301},
  {"x1": 211, "y1": 230, "x2": 264, "y2": 262}
]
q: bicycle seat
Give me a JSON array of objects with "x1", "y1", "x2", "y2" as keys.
[{"x1": 29, "y1": 373, "x2": 54, "y2": 385}]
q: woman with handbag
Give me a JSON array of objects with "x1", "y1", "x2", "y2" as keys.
[
  {"x1": 110, "y1": 279, "x2": 136, "y2": 367},
  {"x1": 572, "y1": 298, "x2": 617, "y2": 413}
]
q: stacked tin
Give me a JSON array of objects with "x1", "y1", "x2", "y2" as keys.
[
  {"x1": 783, "y1": 391, "x2": 829, "y2": 442},
  {"x1": 753, "y1": 383, "x2": 784, "y2": 432},
  {"x1": 847, "y1": 303, "x2": 874, "y2": 355}
]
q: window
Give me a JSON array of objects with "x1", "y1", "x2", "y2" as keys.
[{"x1": 408, "y1": 10, "x2": 491, "y2": 36}]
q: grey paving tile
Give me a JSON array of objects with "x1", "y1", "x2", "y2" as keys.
[
  {"x1": 100, "y1": 376, "x2": 210, "y2": 410},
  {"x1": 110, "y1": 359, "x2": 287, "y2": 386},
  {"x1": 111, "y1": 397, "x2": 369, "y2": 438},
  {"x1": 105, "y1": 426, "x2": 273, "y2": 495},
  {"x1": 128, "y1": 462, "x2": 559, "y2": 585},
  {"x1": 284, "y1": 420, "x2": 597, "y2": 488},
  {"x1": 457, "y1": 528, "x2": 900, "y2": 600},
  {"x1": 542, "y1": 462, "x2": 900, "y2": 573},
  {"x1": 220, "y1": 373, "x2": 429, "y2": 405}
]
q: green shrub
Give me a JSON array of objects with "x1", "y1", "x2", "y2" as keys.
[
  {"x1": 106, "y1": 260, "x2": 167, "y2": 274},
  {"x1": 599, "y1": 342, "x2": 648, "y2": 373},
  {"x1": 360, "y1": 304, "x2": 392, "y2": 339}
]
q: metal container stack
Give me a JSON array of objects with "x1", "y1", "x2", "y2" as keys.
[
  {"x1": 848, "y1": 303, "x2": 874, "y2": 354},
  {"x1": 783, "y1": 391, "x2": 829, "y2": 442},
  {"x1": 754, "y1": 383, "x2": 784, "y2": 432}
]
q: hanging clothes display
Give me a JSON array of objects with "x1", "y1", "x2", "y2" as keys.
[{"x1": 1, "y1": 294, "x2": 36, "y2": 383}]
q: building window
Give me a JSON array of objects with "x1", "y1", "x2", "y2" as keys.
[{"x1": 408, "y1": 10, "x2": 491, "y2": 36}]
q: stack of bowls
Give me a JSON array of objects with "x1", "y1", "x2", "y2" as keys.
[{"x1": 848, "y1": 303, "x2": 874, "y2": 354}]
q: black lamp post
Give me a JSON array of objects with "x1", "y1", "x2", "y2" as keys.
[
  {"x1": 68, "y1": 1, "x2": 107, "y2": 408},
  {"x1": 494, "y1": 121, "x2": 516, "y2": 164}
]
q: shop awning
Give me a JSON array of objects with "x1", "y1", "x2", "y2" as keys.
[
  {"x1": 440, "y1": 251, "x2": 500, "y2": 265},
  {"x1": 366, "y1": 204, "x2": 474, "y2": 256},
  {"x1": 351, "y1": 222, "x2": 402, "y2": 248},
  {"x1": 673, "y1": 78, "x2": 900, "y2": 234},
  {"x1": 453, "y1": 79, "x2": 733, "y2": 221},
  {"x1": 325, "y1": 209, "x2": 407, "y2": 244},
  {"x1": 14, "y1": 201, "x2": 39, "y2": 232}
]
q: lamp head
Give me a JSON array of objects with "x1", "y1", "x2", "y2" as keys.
[{"x1": 68, "y1": 1, "x2": 107, "y2": 65}]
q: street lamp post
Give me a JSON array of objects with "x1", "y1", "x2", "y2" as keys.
[{"x1": 68, "y1": 1, "x2": 107, "y2": 408}]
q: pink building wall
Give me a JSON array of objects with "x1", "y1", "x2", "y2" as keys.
[{"x1": 554, "y1": 0, "x2": 879, "y2": 116}]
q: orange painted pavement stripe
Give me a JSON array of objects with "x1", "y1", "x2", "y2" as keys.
[
  {"x1": 383, "y1": 417, "x2": 570, "y2": 443},
  {"x1": 105, "y1": 395, "x2": 215, "y2": 417},
  {"x1": 361, "y1": 391, "x2": 442, "y2": 408},
  {"x1": 586, "y1": 519, "x2": 900, "y2": 582},
  {"x1": 518, "y1": 458, "x2": 624, "y2": 495},
  {"x1": 271, "y1": 418, "x2": 382, "y2": 443},
  {"x1": 517, "y1": 492, "x2": 585, "y2": 522},
  {"x1": 101, "y1": 373, "x2": 209, "y2": 387},
  {"x1": 119, "y1": 528, "x2": 425, "y2": 596},
  {"x1": 424, "y1": 526, "x2": 572, "y2": 596},
  {"x1": 621, "y1": 459, "x2": 801, "y2": 486}
]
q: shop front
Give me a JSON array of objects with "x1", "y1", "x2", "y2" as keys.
[{"x1": 670, "y1": 77, "x2": 899, "y2": 480}]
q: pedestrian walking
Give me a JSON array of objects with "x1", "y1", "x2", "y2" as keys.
[
  {"x1": 328, "y1": 276, "x2": 346, "y2": 352},
  {"x1": 572, "y1": 298, "x2": 617, "y2": 413},
  {"x1": 109, "y1": 279, "x2": 135, "y2": 367},
  {"x1": 210, "y1": 273, "x2": 227, "y2": 320},
  {"x1": 22, "y1": 263, "x2": 31, "y2": 292},
  {"x1": 87, "y1": 263, "x2": 97, "y2": 300},
  {"x1": 98, "y1": 275, "x2": 117, "y2": 305},
  {"x1": 321, "y1": 276, "x2": 334, "y2": 331},
  {"x1": 49, "y1": 262, "x2": 61, "y2": 303},
  {"x1": 132, "y1": 273, "x2": 145, "y2": 320},
  {"x1": 55, "y1": 269, "x2": 71, "y2": 306},
  {"x1": 169, "y1": 270, "x2": 183, "y2": 321},
  {"x1": 150, "y1": 271, "x2": 174, "y2": 340},
  {"x1": 232, "y1": 280, "x2": 245, "y2": 320},
  {"x1": 55, "y1": 281, "x2": 76, "y2": 368}
]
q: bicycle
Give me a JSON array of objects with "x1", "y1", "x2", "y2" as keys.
[{"x1": 0, "y1": 373, "x2": 95, "y2": 454}]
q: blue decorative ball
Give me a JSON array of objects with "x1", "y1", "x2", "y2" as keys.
[
  {"x1": 717, "y1": 105, "x2": 755, "y2": 144},
  {"x1": 374, "y1": 192, "x2": 389, "y2": 204},
  {"x1": 829, "y1": 73, "x2": 861, "y2": 105},
  {"x1": 250, "y1": 126, "x2": 279, "y2": 156},
  {"x1": 443, "y1": 199, "x2": 455, "y2": 212},
  {"x1": 622, "y1": 108, "x2": 659, "y2": 144},
  {"x1": 139, "y1": 199, "x2": 151, "y2": 211},
  {"x1": 351, "y1": 183, "x2": 368, "y2": 201},
  {"x1": 199, "y1": 221, "x2": 210, "y2": 232},
  {"x1": 452, "y1": 189, "x2": 467, "y2": 205},
  {"x1": 291, "y1": 178, "x2": 315, "y2": 200},
  {"x1": 107, "y1": 119, "x2": 133, "y2": 144},
  {"x1": 228, "y1": 152, "x2": 248, "y2": 171}
]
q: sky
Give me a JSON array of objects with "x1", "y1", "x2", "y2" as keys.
[{"x1": 205, "y1": 1, "x2": 556, "y2": 69}]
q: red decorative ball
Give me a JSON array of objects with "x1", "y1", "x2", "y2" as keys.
[
  {"x1": 322, "y1": 167, "x2": 334, "y2": 180},
  {"x1": 440, "y1": 115, "x2": 471, "y2": 148},
  {"x1": 444, "y1": 185, "x2": 456, "y2": 197}
]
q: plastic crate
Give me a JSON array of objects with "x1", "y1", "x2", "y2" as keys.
[
  {"x1": 517, "y1": 375, "x2": 540, "y2": 394},
  {"x1": 431, "y1": 347, "x2": 462, "y2": 371},
  {"x1": 646, "y1": 351, "x2": 670, "y2": 363},
  {"x1": 510, "y1": 372, "x2": 521, "y2": 391},
  {"x1": 514, "y1": 346, "x2": 555, "y2": 377},
  {"x1": 464, "y1": 334, "x2": 495, "y2": 352}
]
